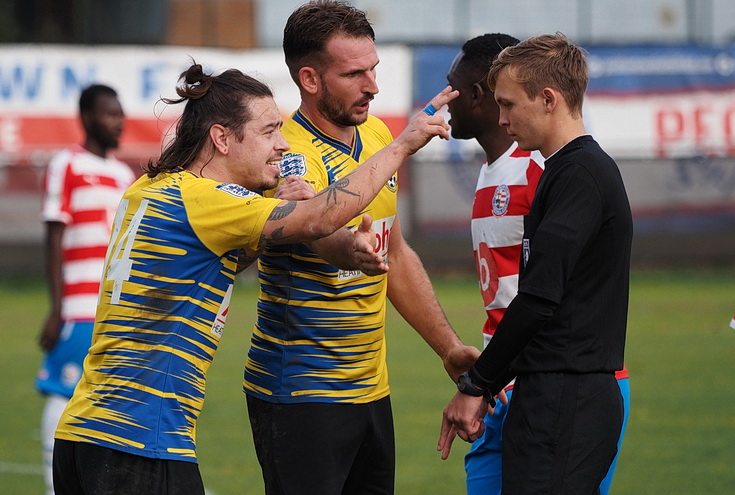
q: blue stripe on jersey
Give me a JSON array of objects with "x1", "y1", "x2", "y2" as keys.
[
  {"x1": 245, "y1": 113, "x2": 394, "y2": 405},
  {"x1": 56, "y1": 172, "x2": 252, "y2": 462},
  {"x1": 247, "y1": 321, "x2": 383, "y2": 401},
  {"x1": 257, "y1": 245, "x2": 383, "y2": 300},
  {"x1": 293, "y1": 110, "x2": 363, "y2": 162}
]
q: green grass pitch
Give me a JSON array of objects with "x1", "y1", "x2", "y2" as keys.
[{"x1": 1, "y1": 269, "x2": 734, "y2": 493}]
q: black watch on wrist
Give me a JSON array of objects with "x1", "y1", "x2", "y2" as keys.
[{"x1": 457, "y1": 371, "x2": 496, "y2": 407}]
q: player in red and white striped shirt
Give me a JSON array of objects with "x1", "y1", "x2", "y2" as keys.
[
  {"x1": 445, "y1": 34, "x2": 628, "y2": 495},
  {"x1": 471, "y1": 144, "x2": 543, "y2": 346},
  {"x1": 36, "y1": 84, "x2": 135, "y2": 495}
]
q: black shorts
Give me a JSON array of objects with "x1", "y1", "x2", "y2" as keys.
[
  {"x1": 502, "y1": 372, "x2": 623, "y2": 495},
  {"x1": 53, "y1": 439, "x2": 205, "y2": 495},
  {"x1": 247, "y1": 394, "x2": 395, "y2": 495}
]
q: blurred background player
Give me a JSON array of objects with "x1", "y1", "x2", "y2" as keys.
[
  {"x1": 243, "y1": 1, "x2": 477, "y2": 494},
  {"x1": 35, "y1": 84, "x2": 134, "y2": 495},
  {"x1": 445, "y1": 33, "x2": 630, "y2": 495}
]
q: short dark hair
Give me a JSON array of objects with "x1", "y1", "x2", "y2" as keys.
[
  {"x1": 458, "y1": 33, "x2": 520, "y2": 87},
  {"x1": 79, "y1": 84, "x2": 118, "y2": 114},
  {"x1": 283, "y1": 0, "x2": 375, "y2": 84},
  {"x1": 145, "y1": 62, "x2": 273, "y2": 177}
]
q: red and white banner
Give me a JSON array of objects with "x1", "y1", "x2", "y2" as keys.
[{"x1": 0, "y1": 45, "x2": 411, "y2": 170}]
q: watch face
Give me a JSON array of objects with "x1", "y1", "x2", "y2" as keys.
[
  {"x1": 458, "y1": 373, "x2": 482, "y2": 396},
  {"x1": 457, "y1": 376, "x2": 468, "y2": 391}
]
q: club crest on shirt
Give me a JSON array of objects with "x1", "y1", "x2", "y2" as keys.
[
  {"x1": 215, "y1": 183, "x2": 257, "y2": 198},
  {"x1": 385, "y1": 173, "x2": 398, "y2": 193},
  {"x1": 279, "y1": 153, "x2": 307, "y2": 178},
  {"x1": 492, "y1": 184, "x2": 510, "y2": 216}
]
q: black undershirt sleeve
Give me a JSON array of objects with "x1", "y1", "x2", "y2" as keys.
[{"x1": 468, "y1": 292, "x2": 557, "y2": 396}]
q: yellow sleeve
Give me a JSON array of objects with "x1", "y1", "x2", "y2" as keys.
[{"x1": 182, "y1": 179, "x2": 279, "y2": 255}]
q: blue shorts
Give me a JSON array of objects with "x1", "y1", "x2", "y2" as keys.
[
  {"x1": 465, "y1": 378, "x2": 630, "y2": 495},
  {"x1": 600, "y1": 377, "x2": 630, "y2": 495},
  {"x1": 465, "y1": 389, "x2": 512, "y2": 495},
  {"x1": 36, "y1": 321, "x2": 93, "y2": 398}
]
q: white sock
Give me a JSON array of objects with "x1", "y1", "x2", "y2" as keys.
[{"x1": 41, "y1": 395, "x2": 70, "y2": 495}]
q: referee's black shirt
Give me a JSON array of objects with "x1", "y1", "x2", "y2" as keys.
[{"x1": 472, "y1": 135, "x2": 633, "y2": 389}]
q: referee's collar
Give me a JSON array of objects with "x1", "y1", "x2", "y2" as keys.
[{"x1": 545, "y1": 134, "x2": 593, "y2": 161}]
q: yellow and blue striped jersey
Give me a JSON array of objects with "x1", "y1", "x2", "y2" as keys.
[
  {"x1": 55, "y1": 170, "x2": 279, "y2": 462},
  {"x1": 244, "y1": 110, "x2": 398, "y2": 404}
]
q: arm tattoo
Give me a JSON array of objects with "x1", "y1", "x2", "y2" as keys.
[
  {"x1": 268, "y1": 200, "x2": 297, "y2": 221},
  {"x1": 262, "y1": 178, "x2": 359, "y2": 246},
  {"x1": 264, "y1": 202, "x2": 296, "y2": 245},
  {"x1": 323, "y1": 178, "x2": 360, "y2": 205},
  {"x1": 260, "y1": 226, "x2": 294, "y2": 246}
]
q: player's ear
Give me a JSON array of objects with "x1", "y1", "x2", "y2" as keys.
[
  {"x1": 209, "y1": 124, "x2": 229, "y2": 155},
  {"x1": 470, "y1": 82, "x2": 485, "y2": 108},
  {"x1": 299, "y1": 67, "x2": 320, "y2": 95},
  {"x1": 541, "y1": 87, "x2": 558, "y2": 113},
  {"x1": 80, "y1": 111, "x2": 93, "y2": 132}
]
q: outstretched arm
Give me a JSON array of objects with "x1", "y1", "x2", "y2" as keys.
[
  {"x1": 268, "y1": 176, "x2": 387, "y2": 276},
  {"x1": 260, "y1": 87, "x2": 458, "y2": 246},
  {"x1": 236, "y1": 175, "x2": 319, "y2": 274},
  {"x1": 386, "y1": 216, "x2": 480, "y2": 382}
]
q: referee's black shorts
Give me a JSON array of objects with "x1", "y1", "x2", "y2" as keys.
[
  {"x1": 53, "y1": 439, "x2": 205, "y2": 495},
  {"x1": 502, "y1": 372, "x2": 623, "y2": 495},
  {"x1": 247, "y1": 394, "x2": 395, "y2": 495}
]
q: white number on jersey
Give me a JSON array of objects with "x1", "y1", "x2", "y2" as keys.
[{"x1": 104, "y1": 199, "x2": 150, "y2": 304}]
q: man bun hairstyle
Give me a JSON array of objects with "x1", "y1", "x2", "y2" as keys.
[{"x1": 145, "y1": 62, "x2": 273, "y2": 177}]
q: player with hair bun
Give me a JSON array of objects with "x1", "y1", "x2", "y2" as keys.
[{"x1": 52, "y1": 61, "x2": 456, "y2": 494}]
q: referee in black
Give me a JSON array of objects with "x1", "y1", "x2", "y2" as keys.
[{"x1": 439, "y1": 33, "x2": 633, "y2": 495}]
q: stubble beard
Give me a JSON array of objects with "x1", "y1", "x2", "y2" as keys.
[{"x1": 317, "y1": 81, "x2": 372, "y2": 128}]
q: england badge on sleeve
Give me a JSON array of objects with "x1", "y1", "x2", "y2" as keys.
[
  {"x1": 215, "y1": 183, "x2": 257, "y2": 198},
  {"x1": 279, "y1": 153, "x2": 307, "y2": 178}
]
